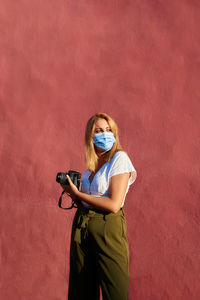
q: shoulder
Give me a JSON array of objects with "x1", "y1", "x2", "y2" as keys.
[
  {"x1": 110, "y1": 150, "x2": 136, "y2": 172},
  {"x1": 109, "y1": 150, "x2": 137, "y2": 183},
  {"x1": 111, "y1": 151, "x2": 131, "y2": 163}
]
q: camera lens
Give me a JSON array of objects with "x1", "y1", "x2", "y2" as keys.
[
  {"x1": 56, "y1": 172, "x2": 68, "y2": 185},
  {"x1": 56, "y1": 173, "x2": 61, "y2": 182}
]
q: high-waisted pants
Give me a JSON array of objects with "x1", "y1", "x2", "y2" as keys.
[{"x1": 68, "y1": 206, "x2": 129, "y2": 300}]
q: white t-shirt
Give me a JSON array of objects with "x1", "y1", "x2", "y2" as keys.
[{"x1": 80, "y1": 151, "x2": 137, "y2": 208}]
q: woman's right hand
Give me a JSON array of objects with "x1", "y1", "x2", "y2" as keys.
[{"x1": 60, "y1": 181, "x2": 79, "y2": 202}]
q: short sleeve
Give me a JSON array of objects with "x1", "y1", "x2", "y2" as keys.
[{"x1": 109, "y1": 151, "x2": 137, "y2": 184}]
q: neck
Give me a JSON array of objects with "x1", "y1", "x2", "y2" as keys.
[
  {"x1": 95, "y1": 146, "x2": 107, "y2": 157},
  {"x1": 95, "y1": 150, "x2": 108, "y2": 167}
]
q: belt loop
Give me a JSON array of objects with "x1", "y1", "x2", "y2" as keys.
[
  {"x1": 121, "y1": 206, "x2": 124, "y2": 216},
  {"x1": 74, "y1": 213, "x2": 89, "y2": 244}
]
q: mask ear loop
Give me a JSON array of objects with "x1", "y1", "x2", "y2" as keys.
[{"x1": 58, "y1": 190, "x2": 78, "y2": 210}]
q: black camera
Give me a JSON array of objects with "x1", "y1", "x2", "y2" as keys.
[
  {"x1": 56, "y1": 170, "x2": 81, "y2": 190},
  {"x1": 56, "y1": 170, "x2": 82, "y2": 210}
]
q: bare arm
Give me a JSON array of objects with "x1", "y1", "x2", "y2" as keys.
[{"x1": 64, "y1": 173, "x2": 131, "y2": 213}]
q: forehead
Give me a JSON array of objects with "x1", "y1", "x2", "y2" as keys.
[{"x1": 95, "y1": 118, "x2": 110, "y2": 128}]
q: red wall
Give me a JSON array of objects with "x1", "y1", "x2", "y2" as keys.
[{"x1": 1, "y1": 1, "x2": 200, "y2": 299}]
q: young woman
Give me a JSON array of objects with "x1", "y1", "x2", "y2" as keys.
[{"x1": 62, "y1": 113, "x2": 137, "y2": 300}]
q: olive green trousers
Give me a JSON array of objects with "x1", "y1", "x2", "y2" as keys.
[{"x1": 68, "y1": 205, "x2": 129, "y2": 300}]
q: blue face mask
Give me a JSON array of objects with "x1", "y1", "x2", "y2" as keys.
[{"x1": 93, "y1": 132, "x2": 116, "y2": 152}]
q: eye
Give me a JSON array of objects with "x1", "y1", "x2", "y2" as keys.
[
  {"x1": 106, "y1": 128, "x2": 112, "y2": 132},
  {"x1": 95, "y1": 128, "x2": 103, "y2": 133}
]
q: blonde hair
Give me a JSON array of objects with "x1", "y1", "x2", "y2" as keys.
[{"x1": 85, "y1": 113, "x2": 123, "y2": 172}]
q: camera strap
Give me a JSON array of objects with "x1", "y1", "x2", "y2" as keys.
[{"x1": 58, "y1": 190, "x2": 78, "y2": 210}]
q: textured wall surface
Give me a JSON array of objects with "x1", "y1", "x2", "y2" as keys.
[{"x1": 1, "y1": 1, "x2": 200, "y2": 299}]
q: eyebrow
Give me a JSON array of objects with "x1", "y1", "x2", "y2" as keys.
[{"x1": 95, "y1": 126, "x2": 111, "y2": 129}]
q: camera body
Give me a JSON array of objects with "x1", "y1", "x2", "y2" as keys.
[{"x1": 56, "y1": 170, "x2": 81, "y2": 190}]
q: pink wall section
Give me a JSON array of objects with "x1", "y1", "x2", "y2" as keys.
[{"x1": 1, "y1": 1, "x2": 200, "y2": 299}]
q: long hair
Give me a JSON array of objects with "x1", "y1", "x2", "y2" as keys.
[{"x1": 85, "y1": 113, "x2": 123, "y2": 172}]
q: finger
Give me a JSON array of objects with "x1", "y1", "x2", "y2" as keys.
[{"x1": 67, "y1": 175, "x2": 73, "y2": 186}]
